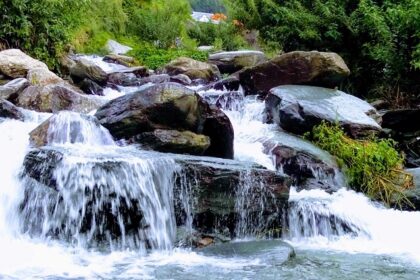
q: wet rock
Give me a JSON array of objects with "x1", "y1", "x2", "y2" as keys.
[
  {"x1": 95, "y1": 82, "x2": 234, "y2": 159},
  {"x1": 200, "y1": 90, "x2": 244, "y2": 111},
  {"x1": 27, "y1": 67, "x2": 63, "y2": 86},
  {"x1": 103, "y1": 54, "x2": 136, "y2": 67},
  {"x1": 403, "y1": 168, "x2": 420, "y2": 210},
  {"x1": 14, "y1": 84, "x2": 105, "y2": 113},
  {"x1": 170, "y1": 74, "x2": 192, "y2": 85},
  {"x1": 70, "y1": 57, "x2": 108, "y2": 84},
  {"x1": 134, "y1": 129, "x2": 210, "y2": 155},
  {"x1": 164, "y1": 57, "x2": 221, "y2": 82},
  {"x1": 265, "y1": 85, "x2": 381, "y2": 138},
  {"x1": 107, "y1": 72, "x2": 140, "y2": 87},
  {"x1": 112, "y1": 66, "x2": 148, "y2": 77},
  {"x1": 262, "y1": 131, "x2": 343, "y2": 193},
  {"x1": 0, "y1": 78, "x2": 29, "y2": 99},
  {"x1": 21, "y1": 148, "x2": 290, "y2": 242},
  {"x1": 78, "y1": 78, "x2": 104, "y2": 96},
  {"x1": 0, "y1": 99, "x2": 24, "y2": 120},
  {"x1": 199, "y1": 76, "x2": 241, "y2": 92},
  {"x1": 209, "y1": 50, "x2": 267, "y2": 74},
  {"x1": 0, "y1": 49, "x2": 48, "y2": 78},
  {"x1": 240, "y1": 51, "x2": 350, "y2": 95},
  {"x1": 141, "y1": 74, "x2": 170, "y2": 84}
]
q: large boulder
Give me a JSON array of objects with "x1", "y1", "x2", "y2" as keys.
[
  {"x1": 103, "y1": 54, "x2": 136, "y2": 67},
  {"x1": 164, "y1": 57, "x2": 221, "y2": 82},
  {"x1": 0, "y1": 49, "x2": 48, "y2": 78},
  {"x1": 95, "y1": 82, "x2": 234, "y2": 159},
  {"x1": 69, "y1": 57, "x2": 108, "y2": 84},
  {"x1": 134, "y1": 129, "x2": 210, "y2": 155},
  {"x1": 0, "y1": 99, "x2": 24, "y2": 120},
  {"x1": 265, "y1": 85, "x2": 381, "y2": 138},
  {"x1": 239, "y1": 51, "x2": 350, "y2": 95},
  {"x1": 209, "y1": 50, "x2": 267, "y2": 74},
  {"x1": 105, "y1": 39, "x2": 133, "y2": 55},
  {"x1": 13, "y1": 84, "x2": 105, "y2": 113},
  {"x1": 21, "y1": 147, "x2": 290, "y2": 245},
  {"x1": 27, "y1": 67, "x2": 63, "y2": 86},
  {"x1": 0, "y1": 78, "x2": 29, "y2": 99}
]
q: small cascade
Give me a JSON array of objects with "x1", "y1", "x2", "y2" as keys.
[
  {"x1": 235, "y1": 171, "x2": 280, "y2": 238},
  {"x1": 21, "y1": 148, "x2": 180, "y2": 251},
  {"x1": 45, "y1": 111, "x2": 115, "y2": 147}
]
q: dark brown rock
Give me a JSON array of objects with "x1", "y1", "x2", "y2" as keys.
[{"x1": 0, "y1": 99, "x2": 24, "y2": 120}]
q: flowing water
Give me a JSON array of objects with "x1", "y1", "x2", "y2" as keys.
[{"x1": 1, "y1": 60, "x2": 420, "y2": 279}]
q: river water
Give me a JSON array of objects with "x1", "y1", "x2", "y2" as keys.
[{"x1": 1, "y1": 67, "x2": 420, "y2": 279}]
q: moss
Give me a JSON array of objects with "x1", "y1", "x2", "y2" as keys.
[{"x1": 306, "y1": 122, "x2": 413, "y2": 207}]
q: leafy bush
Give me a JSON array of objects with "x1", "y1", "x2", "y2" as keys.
[
  {"x1": 128, "y1": 43, "x2": 208, "y2": 69},
  {"x1": 307, "y1": 122, "x2": 413, "y2": 206},
  {"x1": 187, "y1": 21, "x2": 248, "y2": 51},
  {"x1": 189, "y1": 0, "x2": 226, "y2": 13},
  {"x1": 224, "y1": 0, "x2": 420, "y2": 102}
]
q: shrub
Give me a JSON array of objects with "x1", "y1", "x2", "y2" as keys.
[{"x1": 307, "y1": 122, "x2": 413, "y2": 206}]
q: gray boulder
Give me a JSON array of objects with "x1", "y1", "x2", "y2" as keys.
[
  {"x1": 265, "y1": 85, "x2": 381, "y2": 138},
  {"x1": 240, "y1": 51, "x2": 351, "y2": 95},
  {"x1": 164, "y1": 57, "x2": 221, "y2": 82},
  {"x1": 209, "y1": 50, "x2": 267, "y2": 74},
  {"x1": 70, "y1": 57, "x2": 108, "y2": 84},
  {"x1": 0, "y1": 78, "x2": 29, "y2": 99},
  {"x1": 0, "y1": 49, "x2": 48, "y2": 78},
  {"x1": 0, "y1": 99, "x2": 24, "y2": 120}
]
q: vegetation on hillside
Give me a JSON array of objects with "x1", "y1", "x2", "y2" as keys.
[
  {"x1": 189, "y1": 0, "x2": 225, "y2": 13},
  {"x1": 307, "y1": 122, "x2": 413, "y2": 206},
  {"x1": 224, "y1": 0, "x2": 420, "y2": 101}
]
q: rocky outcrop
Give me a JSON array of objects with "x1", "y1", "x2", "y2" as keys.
[
  {"x1": 0, "y1": 99, "x2": 24, "y2": 120},
  {"x1": 265, "y1": 85, "x2": 381, "y2": 138},
  {"x1": 95, "y1": 83, "x2": 234, "y2": 159},
  {"x1": 134, "y1": 129, "x2": 210, "y2": 155},
  {"x1": 164, "y1": 57, "x2": 221, "y2": 82},
  {"x1": 21, "y1": 148, "x2": 290, "y2": 245},
  {"x1": 209, "y1": 50, "x2": 267, "y2": 74},
  {"x1": 27, "y1": 67, "x2": 63, "y2": 86},
  {"x1": 0, "y1": 78, "x2": 29, "y2": 99},
  {"x1": 13, "y1": 84, "x2": 105, "y2": 113},
  {"x1": 239, "y1": 51, "x2": 350, "y2": 95},
  {"x1": 0, "y1": 49, "x2": 48, "y2": 78}
]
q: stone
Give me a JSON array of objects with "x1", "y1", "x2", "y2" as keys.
[
  {"x1": 403, "y1": 168, "x2": 420, "y2": 210},
  {"x1": 27, "y1": 67, "x2": 63, "y2": 86},
  {"x1": 14, "y1": 84, "x2": 105, "y2": 113},
  {"x1": 95, "y1": 82, "x2": 234, "y2": 159},
  {"x1": 382, "y1": 109, "x2": 420, "y2": 133},
  {"x1": 170, "y1": 74, "x2": 192, "y2": 85},
  {"x1": 164, "y1": 57, "x2": 221, "y2": 82},
  {"x1": 103, "y1": 54, "x2": 136, "y2": 67},
  {"x1": 265, "y1": 85, "x2": 381, "y2": 138},
  {"x1": 107, "y1": 72, "x2": 140, "y2": 87},
  {"x1": 209, "y1": 50, "x2": 267, "y2": 74},
  {"x1": 0, "y1": 78, "x2": 29, "y2": 99},
  {"x1": 134, "y1": 129, "x2": 210, "y2": 155},
  {"x1": 199, "y1": 76, "x2": 241, "y2": 92},
  {"x1": 70, "y1": 57, "x2": 108, "y2": 84},
  {"x1": 105, "y1": 39, "x2": 133, "y2": 55},
  {"x1": 240, "y1": 51, "x2": 351, "y2": 95},
  {"x1": 0, "y1": 49, "x2": 48, "y2": 78},
  {"x1": 78, "y1": 78, "x2": 104, "y2": 96},
  {"x1": 0, "y1": 99, "x2": 24, "y2": 120},
  {"x1": 140, "y1": 74, "x2": 170, "y2": 84}
]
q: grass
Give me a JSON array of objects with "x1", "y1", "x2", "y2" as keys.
[{"x1": 306, "y1": 122, "x2": 413, "y2": 207}]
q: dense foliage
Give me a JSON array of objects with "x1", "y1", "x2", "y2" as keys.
[
  {"x1": 308, "y1": 122, "x2": 413, "y2": 206},
  {"x1": 224, "y1": 0, "x2": 420, "y2": 101},
  {"x1": 189, "y1": 0, "x2": 225, "y2": 13}
]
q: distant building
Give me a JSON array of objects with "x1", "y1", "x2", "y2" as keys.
[{"x1": 191, "y1": 12, "x2": 220, "y2": 24}]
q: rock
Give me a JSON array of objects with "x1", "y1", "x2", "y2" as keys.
[
  {"x1": 164, "y1": 57, "x2": 221, "y2": 82},
  {"x1": 200, "y1": 90, "x2": 244, "y2": 111},
  {"x1": 370, "y1": 99, "x2": 389, "y2": 110},
  {"x1": 21, "y1": 148, "x2": 290, "y2": 242},
  {"x1": 134, "y1": 129, "x2": 210, "y2": 155},
  {"x1": 29, "y1": 111, "x2": 112, "y2": 147},
  {"x1": 27, "y1": 67, "x2": 63, "y2": 86},
  {"x1": 110, "y1": 66, "x2": 148, "y2": 78},
  {"x1": 70, "y1": 57, "x2": 108, "y2": 84},
  {"x1": 195, "y1": 237, "x2": 214, "y2": 248},
  {"x1": 209, "y1": 50, "x2": 267, "y2": 74},
  {"x1": 107, "y1": 72, "x2": 140, "y2": 87},
  {"x1": 170, "y1": 74, "x2": 192, "y2": 85},
  {"x1": 14, "y1": 84, "x2": 105, "y2": 113},
  {"x1": 78, "y1": 78, "x2": 104, "y2": 96},
  {"x1": 95, "y1": 83, "x2": 234, "y2": 159},
  {"x1": 0, "y1": 49, "x2": 48, "y2": 78},
  {"x1": 265, "y1": 85, "x2": 381, "y2": 138},
  {"x1": 103, "y1": 54, "x2": 136, "y2": 67},
  {"x1": 402, "y1": 168, "x2": 420, "y2": 210},
  {"x1": 105, "y1": 39, "x2": 133, "y2": 55},
  {"x1": 197, "y1": 46, "x2": 214, "y2": 52},
  {"x1": 0, "y1": 78, "x2": 29, "y2": 99},
  {"x1": 0, "y1": 99, "x2": 24, "y2": 120},
  {"x1": 140, "y1": 74, "x2": 170, "y2": 84},
  {"x1": 262, "y1": 130, "x2": 344, "y2": 193},
  {"x1": 240, "y1": 51, "x2": 351, "y2": 95},
  {"x1": 199, "y1": 76, "x2": 241, "y2": 92}
]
